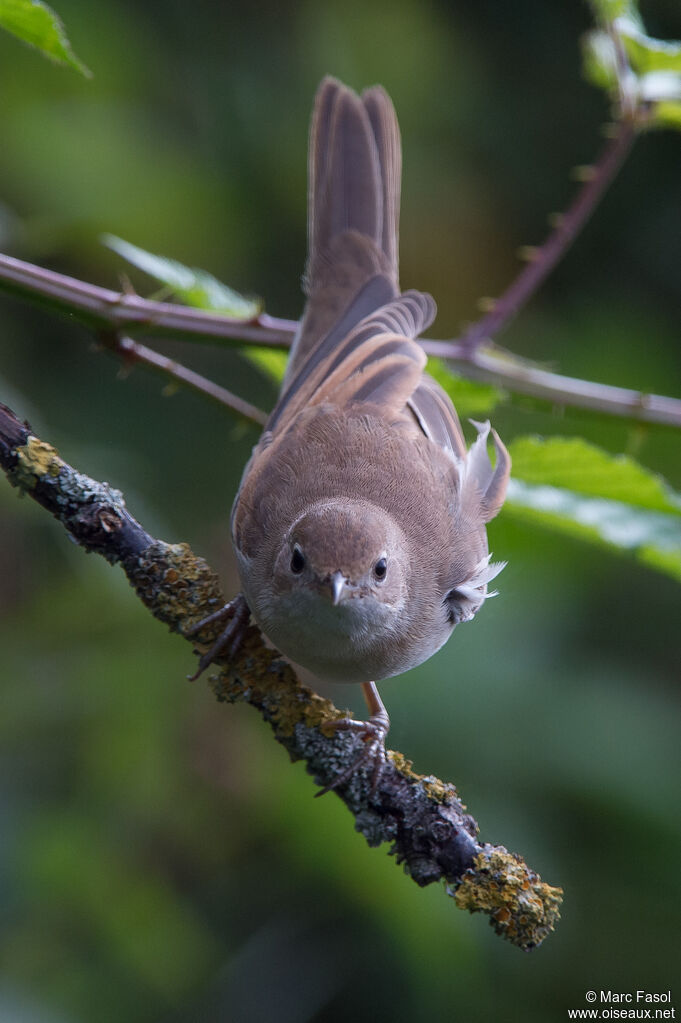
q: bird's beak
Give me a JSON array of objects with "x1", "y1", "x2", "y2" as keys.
[{"x1": 329, "y1": 571, "x2": 348, "y2": 606}]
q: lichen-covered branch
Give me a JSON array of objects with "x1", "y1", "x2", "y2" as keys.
[{"x1": 0, "y1": 401, "x2": 562, "y2": 949}]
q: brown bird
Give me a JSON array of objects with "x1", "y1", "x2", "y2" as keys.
[{"x1": 194, "y1": 77, "x2": 510, "y2": 779}]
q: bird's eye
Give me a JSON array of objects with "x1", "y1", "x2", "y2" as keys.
[
  {"x1": 373, "y1": 557, "x2": 388, "y2": 580},
  {"x1": 290, "y1": 545, "x2": 305, "y2": 574}
]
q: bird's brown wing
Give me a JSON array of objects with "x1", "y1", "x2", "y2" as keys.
[
  {"x1": 407, "y1": 376, "x2": 468, "y2": 462},
  {"x1": 268, "y1": 289, "x2": 434, "y2": 434}
]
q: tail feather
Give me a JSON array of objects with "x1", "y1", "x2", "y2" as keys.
[
  {"x1": 306, "y1": 76, "x2": 399, "y2": 294},
  {"x1": 309, "y1": 84, "x2": 382, "y2": 278},
  {"x1": 362, "y1": 84, "x2": 401, "y2": 275},
  {"x1": 288, "y1": 77, "x2": 403, "y2": 380}
]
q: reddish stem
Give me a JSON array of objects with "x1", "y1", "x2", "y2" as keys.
[{"x1": 458, "y1": 119, "x2": 637, "y2": 352}]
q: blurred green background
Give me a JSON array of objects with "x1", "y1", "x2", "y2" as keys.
[{"x1": 1, "y1": 1, "x2": 680, "y2": 1021}]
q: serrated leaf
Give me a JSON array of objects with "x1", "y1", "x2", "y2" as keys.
[
  {"x1": 102, "y1": 234, "x2": 262, "y2": 320},
  {"x1": 0, "y1": 0, "x2": 91, "y2": 76},
  {"x1": 509, "y1": 437, "x2": 681, "y2": 513},
  {"x1": 506, "y1": 437, "x2": 681, "y2": 582},
  {"x1": 506, "y1": 480, "x2": 681, "y2": 582},
  {"x1": 426, "y1": 357, "x2": 503, "y2": 418}
]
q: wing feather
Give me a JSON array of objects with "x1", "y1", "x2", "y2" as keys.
[{"x1": 268, "y1": 291, "x2": 434, "y2": 433}]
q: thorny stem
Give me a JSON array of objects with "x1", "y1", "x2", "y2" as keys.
[
  {"x1": 419, "y1": 340, "x2": 681, "y2": 426},
  {"x1": 456, "y1": 118, "x2": 637, "y2": 353},
  {"x1": 102, "y1": 332, "x2": 268, "y2": 426},
  {"x1": 0, "y1": 251, "x2": 292, "y2": 347},
  {"x1": 1, "y1": 114, "x2": 679, "y2": 427},
  {"x1": 2, "y1": 246, "x2": 679, "y2": 428}
]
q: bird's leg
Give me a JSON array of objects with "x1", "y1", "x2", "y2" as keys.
[
  {"x1": 316, "y1": 681, "x2": 390, "y2": 795},
  {"x1": 185, "y1": 592, "x2": 251, "y2": 681}
]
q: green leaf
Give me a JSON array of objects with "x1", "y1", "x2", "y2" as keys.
[
  {"x1": 509, "y1": 437, "x2": 681, "y2": 513},
  {"x1": 506, "y1": 437, "x2": 681, "y2": 582},
  {"x1": 426, "y1": 357, "x2": 503, "y2": 418},
  {"x1": 583, "y1": 5, "x2": 681, "y2": 131},
  {"x1": 618, "y1": 21, "x2": 681, "y2": 122},
  {"x1": 653, "y1": 100, "x2": 681, "y2": 129},
  {"x1": 618, "y1": 21, "x2": 681, "y2": 74},
  {"x1": 103, "y1": 235, "x2": 286, "y2": 385},
  {"x1": 102, "y1": 234, "x2": 262, "y2": 320},
  {"x1": 242, "y1": 345, "x2": 288, "y2": 383},
  {"x1": 582, "y1": 31, "x2": 617, "y2": 91},
  {"x1": 0, "y1": 0, "x2": 91, "y2": 76}
]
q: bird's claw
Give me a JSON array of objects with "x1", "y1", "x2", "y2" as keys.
[
  {"x1": 315, "y1": 714, "x2": 389, "y2": 797},
  {"x1": 185, "y1": 593, "x2": 250, "y2": 681}
]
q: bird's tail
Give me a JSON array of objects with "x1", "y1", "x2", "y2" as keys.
[{"x1": 285, "y1": 76, "x2": 403, "y2": 380}]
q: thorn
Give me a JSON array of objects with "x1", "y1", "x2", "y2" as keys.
[
  {"x1": 477, "y1": 296, "x2": 497, "y2": 313},
  {"x1": 517, "y1": 245, "x2": 540, "y2": 263},
  {"x1": 118, "y1": 272, "x2": 137, "y2": 296},
  {"x1": 162, "y1": 382, "x2": 180, "y2": 397},
  {"x1": 149, "y1": 284, "x2": 175, "y2": 303},
  {"x1": 572, "y1": 165, "x2": 597, "y2": 183}
]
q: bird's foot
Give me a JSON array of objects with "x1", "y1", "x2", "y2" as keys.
[
  {"x1": 316, "y1": 696, "x2": 390, "y2": 797},
  {"x1": 185, "y1": 593, "x2": 250, "y2": 681}
]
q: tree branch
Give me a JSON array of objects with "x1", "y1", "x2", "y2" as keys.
[
  {"x1": 0, "y1": 400, "x2": 562, "y2": 951},
  {"x1": 420, "y1": 340, "x2": 681, "y2": 426},
  {"x1": 2, "y1": 248, "x2": 679, "y2": 427},
  {"x1": 0, "y1": 251, "x2": 292, "y2": 346},
  {"x1": 101, "y1": 332, "x2": 268, "y2": 426}
]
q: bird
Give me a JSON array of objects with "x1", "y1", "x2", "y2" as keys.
[{"x1": 190, "y1": 76, "x2": 510, "y2": 783}]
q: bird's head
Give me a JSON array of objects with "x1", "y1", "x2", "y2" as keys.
[{"x1": 271, "y1": 498, "x2": 409, "y2": 618}]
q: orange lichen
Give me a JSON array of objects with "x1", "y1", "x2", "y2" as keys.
[{"x1": 453, "y1": 847, "x2": 563, "y2": 950}]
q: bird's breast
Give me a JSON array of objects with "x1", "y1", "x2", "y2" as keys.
[{"x1": 248, "y1": 583, "x2": 453, "y2": 685}]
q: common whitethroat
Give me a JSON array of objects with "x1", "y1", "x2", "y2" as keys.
[{"x1": 191, "y1": 77, "x2": 510, "y2": 782}]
